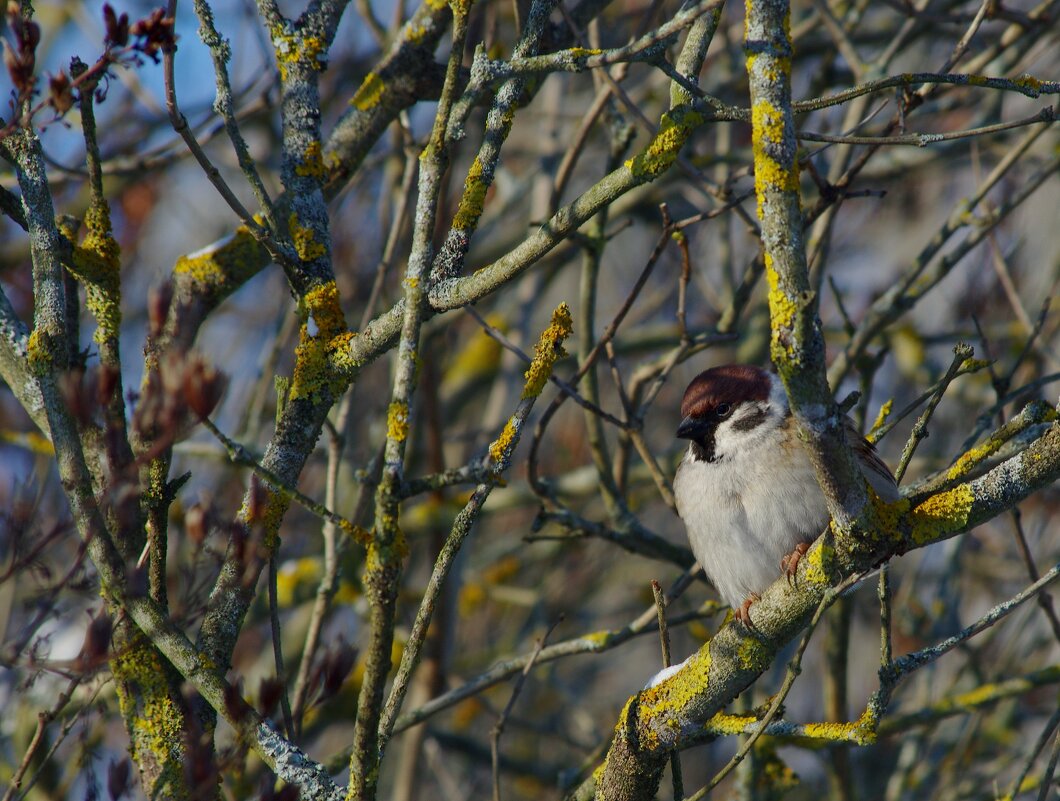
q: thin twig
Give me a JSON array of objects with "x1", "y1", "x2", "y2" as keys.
[
  {"x1": 491, "y1": 617, "x2": 563, "y2": 801},
  {"x1": 268, "y1": 554, "x2": 295, "y2": 738},
  {"x1": 1, "y1": 675, "x2": 85, "y2": 801},
  {"x1": 798, "y1": 105, "x2": 1055, "y2": 147},
  {"x1": 652, "y1": 580, "x2": 683, "y2": 800},
  {"x1": 463, "y1": 305, "x2": 632, "y2": 430},
  {"x1": 1036, "y1": 727, "x2": 1060, "y2": 801},
  {"x1": 1009, "y1": 507, "x2": 1060, "y2": 646},
  {"x1": 1007, "y1": 705, "x2": 1060, "y2": 801},
  {"x1": 892, "y1": 343, "x2": 975, "y2": 482},
  {"x1": 201, "y1": 416, "x2": 368, "y2": 544}
]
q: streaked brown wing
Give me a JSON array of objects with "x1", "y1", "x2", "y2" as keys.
[{"x1": 844, "y1": 416, "x2": 900, "y2": 502}]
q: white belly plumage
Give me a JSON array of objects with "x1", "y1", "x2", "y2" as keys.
[{"x1": 673, "y1": 443, "x2": 830, "y2": 610}]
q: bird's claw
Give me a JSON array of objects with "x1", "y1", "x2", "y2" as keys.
[
  {"x1": 781, "y1": 542, "x2": 811, "y2": 586},
  {"x1": 735, "y1": 593, "x2": 761, "y2": 628}
]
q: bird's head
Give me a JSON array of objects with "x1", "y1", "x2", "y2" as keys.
[{"x1": 676, "y1": 364, "x2": 787, "y2": 462}]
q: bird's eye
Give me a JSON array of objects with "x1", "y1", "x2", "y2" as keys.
[{"x1": 715, "y1": 403, "x2": 732, "y2": 417}]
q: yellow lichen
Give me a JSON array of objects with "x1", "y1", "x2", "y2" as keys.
[
  {"x1": 581, "y1": 630, "x2": 613, "y2": 648},
  {"x1": 338, "y1": 519, "x2": 371, "y2": 545},
  {"x1": 625, "y1": 107, "x2": 704, "y2": 178},
  {"x1": 1013, "y1": 74, "x2": 1043, "y2": 92},
  {"x1": 288, "y1": 212, "x2": 327, "y2": 262},
  {"x1": 173, "y1": 225, "x2": 268, "y2": 293},
  {"x1": 241, "y1": 489, "x2": 292, "y2": 550},
  {"x1": 112, "y1": 635, "x2": 186, "y2": 790},
  {"x1": 799, "y1": 712, "x2": 876, "y2": 746},
  {"x1": 566, "y1": 47, "x2": 602, "y2": 58},
  {"x1": 748, "y1": 51, "x2": 789, "y2": 84},
  {"x1": 296, "y1": 140, "x2": 326, "y2": 178},
  {"x1": 303, "y1": 281, "x2": 345, "y2": 336},
  {"x1": 638, "y1": 647, "x2": 711, "y2": 722},
  {"x1": 869, "y1": 399, "x2": 893, "y2": 439},
  {"x1": 908, "y1": 485, "x2": 974, "y2": 546},
  {"x1": 871, "y1": 493, "x2": 911, "y2": 543},
  {"x1": 272, "y1": 27, "x2": 326, "y2": 81},
  {"x1": 737, "y1": 635, "x2": 770, "y2": 671},
  {"x1": 750, "y1": 98, "x2": 799, "y2": 218},
  {"x1": 387, "y1": 401, "x2": 409, "y2": 442},
  {"x1": 26, "y1": 327, "x2": 51, "y2": 373},
  {"x1": 947, "y1": 439, "x2": 1002, "y2": 481},
  {"x1": 453, "y1": 156, "x2": 488, "y2": 230},
  {"x1": 65, "y1": 204, "x2": 122, "y2": 345},
  {"x1": 705, "y1": 712, "x2": 758, "y2": 736},
  {"x1": 765, "y1": 259, "x2": 797, "y2": 356},
  {"x1": 406, "y1": 23, "x2": 429, "y2": 43},
  {"x1": 351, "y1": 72, "x2": 385, "y2": 110},
  {"x1": 289, "y1": 281, "x2": 351, "y2": 401},
  {"x1": 803, "y1": 540, "x2": 835, "y2": 585},
  {"x1": 521, "y1": 303, "x2": 574, "y2": 399},
  {"x1": 488, "y1": 416, "x2": 519, "y2": 462}
]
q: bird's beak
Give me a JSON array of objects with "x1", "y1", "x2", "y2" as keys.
[{"x1": 676, "y1": 415, "x2": 708, "y2": 440}]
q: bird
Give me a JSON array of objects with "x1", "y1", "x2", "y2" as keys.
[{"x1": 672, "y1": 363, "x2": 900, "y2": 626}]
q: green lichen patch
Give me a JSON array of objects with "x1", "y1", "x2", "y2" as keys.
[
  {"x1": 453, "y1": 156, "x2": 488, "y2": 231},
  {"x1": 27, "y1": 327, "x2": 57, "y2": 374},
  {"x1": 625, "y1": 107, "x2": 704, "y2": 179},
  {"x1": 112, "y1": 635, "x2": 187, "y2": 795},
  {"x1": 1013, "y1": 73, "x2": 1043, "y2": 93},
  {"x1": 737, "y1": 633, "x2": 771, "y2": 671},
  {"x1": 64, "y1": 205, "x2": 123, "y2": 344}
]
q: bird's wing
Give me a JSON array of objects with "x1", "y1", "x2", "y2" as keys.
[{"x1": 844, "y1": 416, "x2": 901, "y2": 502}]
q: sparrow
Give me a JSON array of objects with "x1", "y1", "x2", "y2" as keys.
[{"x1": 673, "y1": 364, "x2": 900, "y2": 625}]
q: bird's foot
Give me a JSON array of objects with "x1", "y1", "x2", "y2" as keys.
[
  {"x1": 781, "y1": 542, "x2": 811, "y2": 585},
  {"x1": 735, "y1": 593, "x2": 761, "y2": 628}
]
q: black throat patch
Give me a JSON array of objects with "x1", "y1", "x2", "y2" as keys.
[{"x1": 688, "y1": 428, "x2": 717, "y2": 463}]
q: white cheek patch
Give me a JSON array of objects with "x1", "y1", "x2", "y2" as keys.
[{"x1": 730, "y1": 402, "x2": 768, "y2": 431}]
